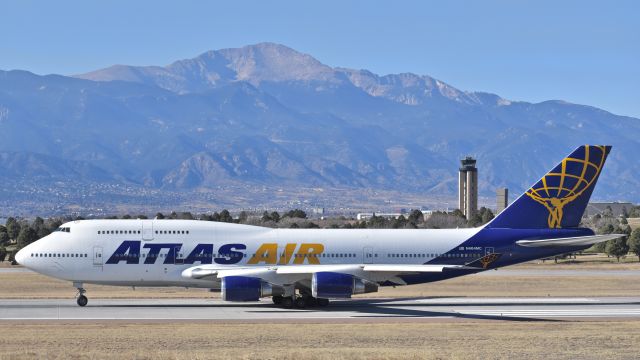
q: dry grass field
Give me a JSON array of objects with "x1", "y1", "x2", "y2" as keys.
[
  {"x1": 1, "y1": 255, "x2": 639, "y2": 359},
  {"x1": 626, "y1": 217, "x2": 640, "y2": 230},
  {"x1": 1, "y1": 321, "x2": 639, "y2": 360}
]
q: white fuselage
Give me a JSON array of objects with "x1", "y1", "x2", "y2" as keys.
[{"x1": 17, "y1": 219, "x2": 480, "y2": 288}]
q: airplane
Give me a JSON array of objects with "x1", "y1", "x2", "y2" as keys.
[{"x1": 15, "y1": 145, "x2": 625, "y2": 308}]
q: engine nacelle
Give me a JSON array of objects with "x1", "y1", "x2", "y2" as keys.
[
  {"x1": 312, "y1": 272, "x2": 378, "y2": 299},
  {"x1": 221, "y1": 276, "x2": 283, "y2": 301}
]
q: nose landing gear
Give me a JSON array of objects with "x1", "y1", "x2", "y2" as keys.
[{"x1": 74, "y1": 282, "x2": 88, "y2": 307}]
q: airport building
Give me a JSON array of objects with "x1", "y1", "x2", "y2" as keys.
[
  {"x1": 458, "y1": 157, "x2": 478, "y2": 220},
  {"x1": 496, "y1": 188, "x2": 508, "y2": 214}
]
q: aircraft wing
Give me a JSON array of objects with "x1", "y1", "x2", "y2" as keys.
[
  {"x1": 182, "y1": 266, "x2": 275, "y2": 280},
  {"x1": 183, "y1": 262, "x2": 480, "y2": 280},
  {"x1": 515, "y1": 234, "x2": 626, "y2": 248}
]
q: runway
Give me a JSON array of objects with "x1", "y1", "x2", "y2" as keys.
[{"x1": 2, "y1": 297, "x2": 640, "y2": 321}]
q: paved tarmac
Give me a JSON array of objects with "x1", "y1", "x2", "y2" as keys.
[{"x1": 2, "y1": 297, "x2": 640, "y2": 321}]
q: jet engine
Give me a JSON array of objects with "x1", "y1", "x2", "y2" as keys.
[
  {"x1": 312, "y1": 272, "x2": 378, "y2": 299},
  {"x1": 221, "y1": 276, "x2": 283, "y2": 301}
]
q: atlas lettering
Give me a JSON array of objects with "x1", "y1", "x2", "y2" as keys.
[{"x1": 105, "y1": 241, "x2": 324, "y2": 265}]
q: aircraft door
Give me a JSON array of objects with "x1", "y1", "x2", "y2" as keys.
[
  {"x1": 93, "y1": 246, "x2": 103, "y2": 266},
  {"x1": 142, "y1": 220, "x2": 154, "y2": 240},
  {"x1": 485, "y1": 247, "x2": 495, "y2": 255},
  {"x1": 174, "y1": 245, "x2": 184, "y2": 265},
  {"x1": 363, "y1": 246, "x2": 374, "y2": 264}
]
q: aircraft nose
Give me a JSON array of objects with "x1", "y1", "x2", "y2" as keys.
[{"x1": 15, "y1": 247, "x2": 27, "y2": 266}]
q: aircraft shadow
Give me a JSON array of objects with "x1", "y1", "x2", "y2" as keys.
[{"x1": 87, "y1": 296, "x2": 640, "y2": 322}]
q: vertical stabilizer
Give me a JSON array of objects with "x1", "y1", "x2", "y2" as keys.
[{"x1": 486, "y1": 145, "x2": 611, "y2": 229}]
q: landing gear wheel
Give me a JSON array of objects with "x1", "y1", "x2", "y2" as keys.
[
  {"x1": 282, "y1": 297, "x2": 293, "y2": 309},
  {"x1": 77, "y1": 295, "x2": 88, "y2": 307},
  {"x1": 305, "y1": 296, "x2": 318, "y2": 307},
  {"x1": 295, "y1": 297, "x2": 307, "y2": 309},
  {"x1": 316, "y1": 298, "x2": 329, "y2": 307},
  {"x1": 272, "y1": 295, "x2": 284, "y2": 305}
]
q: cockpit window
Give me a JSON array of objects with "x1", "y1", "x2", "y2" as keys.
[{"x1": 55, "y1": 227, "x2": 71, "y2": 233}]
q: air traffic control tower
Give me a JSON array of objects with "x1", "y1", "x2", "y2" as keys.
[{"x1": 458, "y1": 157, "x2": 478, "y2": 220}]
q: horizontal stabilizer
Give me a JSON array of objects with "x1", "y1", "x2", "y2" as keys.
[{"x1": 516, "y1": 234, "x2": 626, "y2": 248}]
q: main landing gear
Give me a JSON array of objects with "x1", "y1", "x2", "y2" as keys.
[
  {"x1": 272, "y1": 295, "x2": 329, "y2": 309},
  {"x1": 74, "y1": 282, "x2": 88, "y2": 307}
]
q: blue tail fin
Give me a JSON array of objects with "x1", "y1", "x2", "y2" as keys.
[{"x1": 486, "y1": 145, "x2": 611, "y2": 229}]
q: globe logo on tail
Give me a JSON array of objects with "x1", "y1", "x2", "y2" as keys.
[{"x1": 525, "y1": 145, "x2": 607, "y2": 228}]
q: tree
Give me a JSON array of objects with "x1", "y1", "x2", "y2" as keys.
[
  {"x1": 407, "y1": 209, "x2": 423, "y2": 224},
  {"x1": 597, "y1": 224, "x2": 615, "y2": 235},
  {"x1": 605, "y1": 237, "x2": 629, "y2": 262},
  {"x1": 367, "y1": 214, "x2": 389, "y2": 229},
  {"x1": 480, "y1": 207, "x2": 495, "y2": 225},
  {"x1": 32, "y1": 216, "x2": 50, "y2": 239},
  {"x1": 5, "y1": 217, "x2": 20, "y2": 240},
  {"x1": 628, "y1": 228, "x2": 640, "y2": 262},
  {"x1": 0, "y1": 246, "x2": 6, "y2": 262},
  {"x1": 219, "y1": 210, "x2": 233, "y2": 223},
  {"x1": 270, "y1": 211, "x2": 280, "y2": 223},
  {"x1": 591, "y1": 241, "x2": 607, "y2": 253},
  {"x1": 238, "y1": 211, "x2": 248, "y2": 223},
  {"x1": 155, "y1": 212, "x2": 165, "y2": 219},
  {"x1": 284, "y1": 209, "x2": 307, "y2": 219},
  {"x1": 261, "y1": 211, "x2": 272, "y2": 223},
  {"x1": 16, "y1": 227, "x2": 38, "y2": 249},
  {"x1": 392, "y1": 215, "x2": 408, "y2": 229},
  {"x1": 178, "y1": 212, "x2": 194, "y2": 220},
  {"x1": 0, "y1": 232, "x2": 9, "y2": 246}
]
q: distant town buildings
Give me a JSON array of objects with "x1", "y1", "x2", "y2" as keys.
[
  {"x1": 356, "y1": 213, "x2": 405, "y2": 221},
  {"x1": 458, "y1": 157, "x2": 478, "y2": 220},
  {"x1": 356, "y1": 210, "x2": 434, "y2": 221},
  {"x1": 496, "y1": 188, "x2": 508, "y2": 214},
  {"x1": 585, "y1": 202, "x2": 634, "y2": 217}
]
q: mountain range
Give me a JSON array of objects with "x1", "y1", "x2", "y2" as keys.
[{"x1": 1, "y1": 42, "x2": 638, "y2": 212}]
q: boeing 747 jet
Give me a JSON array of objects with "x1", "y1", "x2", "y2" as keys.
[{"x1": 16, "y1": 145, "x2": 624, "y2": 308}]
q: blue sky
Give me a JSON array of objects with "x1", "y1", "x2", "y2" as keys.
[{"x1": 1, "y1": 0, "x2": 638, "y2": 117}]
